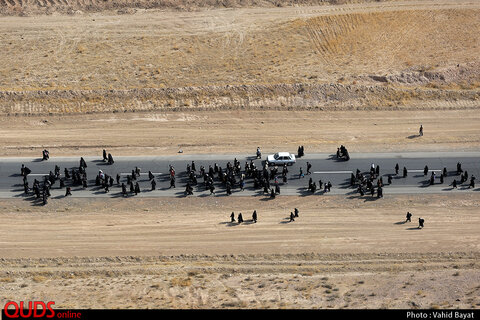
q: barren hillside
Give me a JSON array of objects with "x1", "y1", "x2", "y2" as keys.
[{"x1": 0, "y1": 0, "x2": 478, "y2": 115}]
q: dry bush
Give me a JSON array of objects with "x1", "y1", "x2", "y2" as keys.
[{"x1": 170, "y1": 277, "x2": 192, "y2": 287}]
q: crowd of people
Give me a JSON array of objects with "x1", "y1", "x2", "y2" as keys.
[{"x1": 17, "y1": 149, "x2": 478, "y2": 206}]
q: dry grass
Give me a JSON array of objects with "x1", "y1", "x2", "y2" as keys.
[{"x1": 0, "y1": 2, "x2": 478, "y2": 114}]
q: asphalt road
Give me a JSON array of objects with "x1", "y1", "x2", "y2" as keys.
[{"x1": 1, "y1": 152, "x2": 479, "y2": 200}]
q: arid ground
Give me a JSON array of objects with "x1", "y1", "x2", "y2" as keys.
[
  {"x1": 0, "y1": 0, "x2": 479, "y2": 310},
  {"x1": 1, "y1": 195, "x2": 479, "y2": 309}
]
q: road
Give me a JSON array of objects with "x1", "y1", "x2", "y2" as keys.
[{"x1": 1, "y1": 152, "x2": 479, "y2": 200}]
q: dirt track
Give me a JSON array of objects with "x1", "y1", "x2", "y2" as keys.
[{"x1": 0, "y1": 194, "x2": 479, "y2": 308}]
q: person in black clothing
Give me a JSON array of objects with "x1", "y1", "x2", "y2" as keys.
[
  {"x1": 64, "y1": 168, "x2": 70, "y2": 179},
  {"x1": 238, "y1": 213, "x2": 243, "y2": 223},
  {"x1": 65, "y1": 187, "x2": 72, "y2": 196},
  {"x1": 226, "y1": 183, "x2": 232, "y2": 196},
  {"x1": 151, "y1": 179, "x2": 156, "y2": 190},
  {"x1": 80, "y1": 157, "x2": 87, "y2": 168},
  {"x1": 377, "y1": 186, "x2": 383, "y2": 198},
  {"x1": 185, "y1": 183, "x2": 193, "y2": 196},
  {"x1": 310, "y1": 182, "x2": 317, "y2": 193},
  {"x1": 230, "y1": 212, "x2": 235, "y2": 223},
  {"x1": 358, "y1": 185, "x2": 364, "y2": 196},
  {"x1": 210, "y1": 184, "x2": 215, "y2": 195},
  {"x1": 403, "y1": 167, "x2": 408, "y2": 178},
  {"x1": 108, "y1": 153, "x2": 114, "y2": 164},
  {"x1": 294, "y1": 208, "x2": 299, "y2": 218},
  {"x1": 122, "y1": 183, "x2": 127, "y2": 196},
  {"x1": 135, "y1": 182, "x2": 140, "y2": 195},
  {"x1": 252, "y1": 210, "x2": 257, "y2": 223},
  {"x1": 395, "y1": 163, "x2": 399, "y2": 175},
  {"x1": 42, "y1": 149, "x2": 49, "y2": 161},
  {"x1": 418, "y1": 218, "x2": 425, "y2": 229},
  {"x1": 33, "y1": 184, "x2": 40, "y2": 198},
  {"x1": 290, "y1": 212, "x2": 295, "y2": 222},
  {"x1": 406, "y1": 212, "x2": 412, "y2": 222}
]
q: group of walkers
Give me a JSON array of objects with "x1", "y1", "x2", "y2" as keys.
[
  {"x1": 350, "y1": 161, "x2": 477, "y2": 198},
  {"x1": 228, "y1": 208, "x2": 300, "y2": 224},
  {"x1": 19, "y1": 150, "x2": 298, "y2": 204},
  {"x1": 17, "y1": 148, "x2": 478, "y2": 206},
  {"x1": 230, "y1": 210, "x2": 258, "y2": 224},
  {"x1": 307, "y1": 176, "x2": 332, "y2": 194},
  {"x1": 350, "y1": 163, "x2": 384, "y2": 198},
  {"x1": 405, "y1": 211, "x2": 425, "y2": 229}
]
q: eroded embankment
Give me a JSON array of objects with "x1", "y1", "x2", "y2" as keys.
[
  {"x1": 1, "y1": 83, "x2": 479, "y2": 116},
  {"x1": 0, "y1": 0, "x2": 393, "y2": 16}
]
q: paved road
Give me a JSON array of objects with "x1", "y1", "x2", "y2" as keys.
[{"x1": 1, "y1": 152, "x2": 479, "y2": 200}]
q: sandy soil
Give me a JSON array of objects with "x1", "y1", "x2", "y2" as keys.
[
  {"x1": 0, "y1": 194, "x2": 479, "y2": 309},
  {"x1": 1, "y1": 109, "x2": 479, "y2": 158}
]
